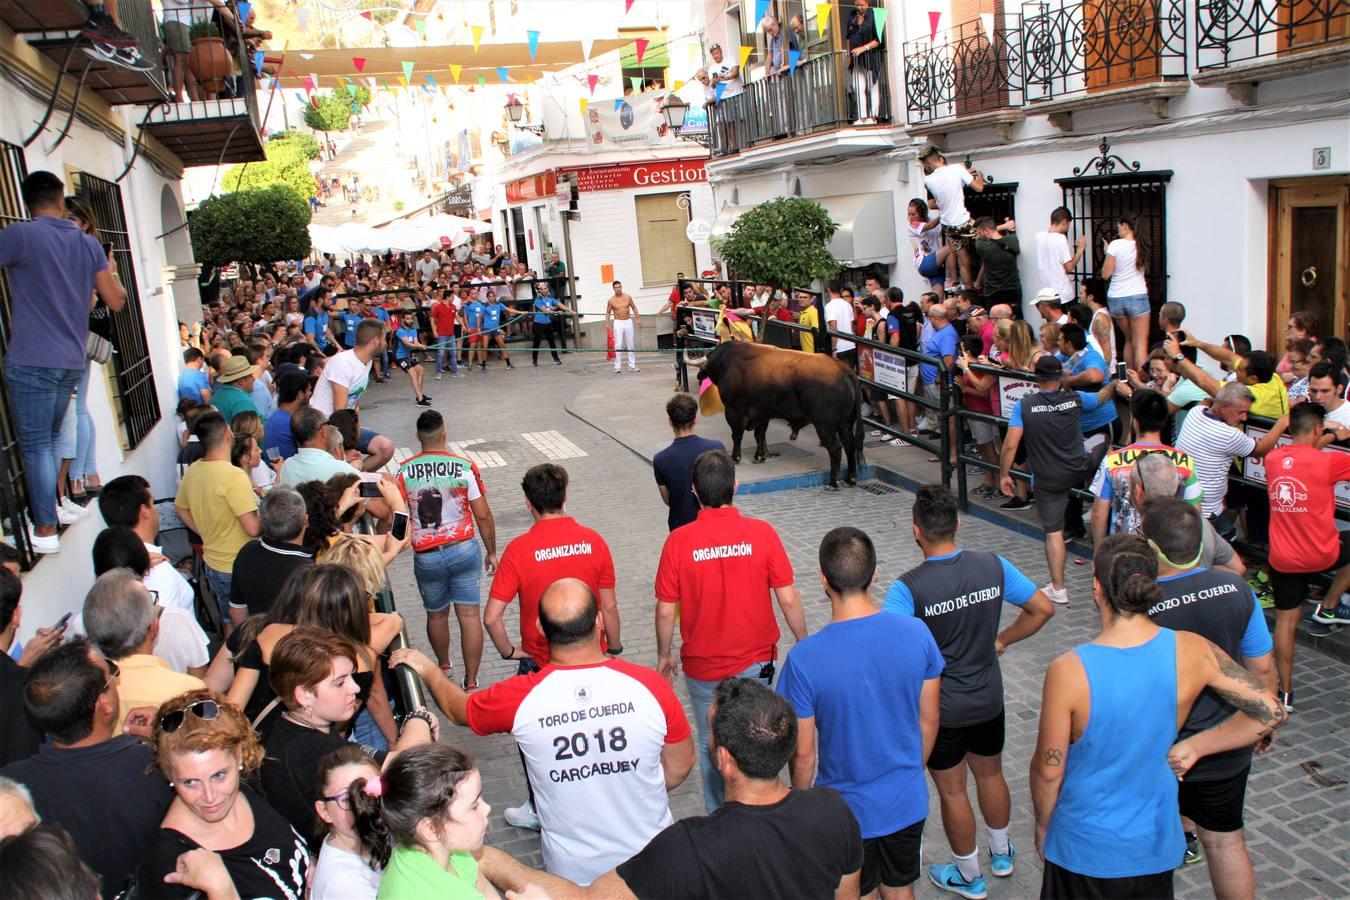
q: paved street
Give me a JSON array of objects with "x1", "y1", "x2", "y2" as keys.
[{"x1": 360, "y1": 349, "x2": 1347, "y2": 898}]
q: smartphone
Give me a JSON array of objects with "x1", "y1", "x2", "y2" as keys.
[
  {"x1": 390, "y1": 511, "x2": 409, "y2": 542},
  {"x1": 358, "y1": 480, "x2": 382, "y2": 499},
  {"x1": 53, "y1": 611, "x2": 73, "y2": 632},
  {"x1": 265, "y1": 447, "x2": 281, "y2": 463},
  {"x1": 1115, "y1": 361, "x2": 1128, "y2": 381},
  {"x1": 101, "y1": 242, "x2": 113, "y2": 258}
]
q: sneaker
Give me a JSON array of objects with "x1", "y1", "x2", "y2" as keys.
[
  {"x1": 614, "y1": 369, "x2": 622, "y2": 375},
  {"x1": 82, "y1": 42, "x2": 152, "y2": 71},
  {"x1": 1279, "y1": 690, "x2": 1294, "y2": 712},
  {"x1": 1042, "y1": 583, "x2": 1069, "y2": 605},
  {"x1": 57, "y1": 505, "x2": 83, "y2": 526},
  {"x1": 416, "y1": 397, "x2": 432, "y2": 407},
  {"x1": 435, "y1": 373, "x2": 444, "y2": 380},
  {"x1": 928, "y1": 864, "x2": 988, "y2": 900},
  {"x1": 870, "y1": 430, "x2": 884, "y2": 437},
  {"x1": 1183, "y1": 832, "x2": 1203, "y2": 866},
  {"x1": 82, "y1": 11, "x2": 137, "y2": 48},
  {"x1": 504, "y1": 801, "x2": 541, "y2": 830},
  {"x1": 553, "y1": 359, "x2": 562, "y2": 365},
  {"x1": 989, "y1": 841, "x2": 1015, "y2": 877},
  {"x1": 59, "y1": 497, "x2": 89, "y2": 518},
  {"x1": 1000, "y1": 496, "x2": 1032, "y2": 510},
  {"x1": 29, "y1": 532, "x2": 60, "y2": 555},
  {"x1": 630, "y1": 367, "x2": 641, "y2": 373},
  {"x1": 1310, "y1": 604, "x2": 1350, "y2": 625}
]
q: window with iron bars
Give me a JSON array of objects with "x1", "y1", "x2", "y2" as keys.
[
  {"x1": 73, "y1": 172, "x2": 161, "y2": 451},
  {"x1": 0, "y1": 141, "x2": 36, "y2": 568},
  {"x1": 965, "y1": 180, "x2": 1019, "y2": 226}
]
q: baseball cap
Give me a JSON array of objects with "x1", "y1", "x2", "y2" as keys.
[
  {"x1": 1033, "y1": 288, "x2": 1063, "y2": 306},
  {"x1": 710, "y1": 43, "x2": 722, "y2": 52},
  {"x1": 960, "y1": 306, "x2": 987, "y2": 320},
  {"x1": 1034, "y1": 356, "x2": 1064, "y2": 381}
]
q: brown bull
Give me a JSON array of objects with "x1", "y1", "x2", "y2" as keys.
[{"x1": 697, "y1": 341, "x2": 864, "y2": 490}]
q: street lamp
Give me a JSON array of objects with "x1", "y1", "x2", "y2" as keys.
[
  {"x1": 660, "y1": 93, "x2": 711, "y2": 149},
  {"x1": 505, "y1": 96, "x2": 525, "y2": 123}
]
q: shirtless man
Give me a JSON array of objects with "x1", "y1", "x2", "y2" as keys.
[{"x1": 606, "y1": 281, "x2": 640, "y2": 374}]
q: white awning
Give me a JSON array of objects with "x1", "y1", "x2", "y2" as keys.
[{"x1": 710, "y1": 192, "x2": 898, "y2": 267}]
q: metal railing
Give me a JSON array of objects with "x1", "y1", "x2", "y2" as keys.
[
  {"x1": 1195, "y1": 0, "x2": 1350, "y2": 70},
  {"x1": 0, "y1": 141, "x2": 34, "y2": 569},
  {"x1": 115, "y1": 0, "x2": 167, "y2": 92},
  {"x1": 710, "y1": 49, "x2": 892, "y2": 156},
  {"x1": 904, "y1": 16, "x2": 1025, "y2": 124},
  {"x1": 150, "y1": 2, "x2": 260, "y2": 123}
]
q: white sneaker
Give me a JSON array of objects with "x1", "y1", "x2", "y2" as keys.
[
  {"x1": 57, "y1": 505, "x2": 83, "y2": 526},
  {"x1": 1042, "y1": 583, "x2": 1069, "y2": 605},
  {"x1": 59, "y1": 496, "x2": 89, "y2": 518},
  {"x1": 30, "y1": 532, "x2": 60, "y2": 554},
  {"x1": 504, "y1": 801, "x2": 541, "y2": 830}
]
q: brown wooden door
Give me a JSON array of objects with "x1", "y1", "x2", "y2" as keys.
[
  {"x1": 1269, "y1": 178, "x2": 1350, "y2": 344},
  {"x1": 1278, "y1": 0, "x2": 1349, "y2": 54},
  {"x1": 953, "y1": 0, "x2": 1010, "y2": 117},
  {"x1": 1084, "y1": 0, "x2": 1161, "y2": 93}
]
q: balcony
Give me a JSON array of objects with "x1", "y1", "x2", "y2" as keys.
[
  {"x1": 709, "y1": 49, "x2": 893, "y2": 159},
  {"x1": 2, "y1": 0, "x2": 169, "y2": 106},
  {"x1": 140, "y1": 4, "x2": 265, "y2": 166},
  {"x1": 905, "y1": 0, "x2": 1190, "y2": 134},
  {"x1": 1194, "y1": 0, "x2": 1350, "y2": 98}
]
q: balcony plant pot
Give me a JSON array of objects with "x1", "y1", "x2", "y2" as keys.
[{"x1": 188, "y1": 20, "x2": 231, "y2": 94}]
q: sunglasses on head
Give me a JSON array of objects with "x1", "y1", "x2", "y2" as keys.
[{"x1": 159, "y1": 699, "x2": 220, "y2": 734}]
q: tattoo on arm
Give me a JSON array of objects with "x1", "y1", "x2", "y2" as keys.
[
  {"x1": 1207, "y1": 639, "x2": 1280, "y2": 726},
  {"x1": 1043, "y1": 748, "x2": 1064, "y2": 767},
  {"x1": 1209, "y1": 639, "x2": 1267, "y2": 692}
]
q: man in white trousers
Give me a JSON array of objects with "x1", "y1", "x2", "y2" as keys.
[{"x1": 606, "y1": 281, "x2": 640, "y2": 374}]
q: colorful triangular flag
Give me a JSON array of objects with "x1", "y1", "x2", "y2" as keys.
[
  {"x1": 587, "y1": 74, "x2": 599, "y2": 95},
  {"x1": 581, "y1": 37, "x2": 594, "y2": 61},
  {"x1": 815, "y1": 3, "x2": 830, "y2": 36},
  {"x1": 401, "y1": 61, "x2": 414, "y2": 81},
  {"x1": 579, "y1": 98, "x2": 588, "y2": 119},
  {"x1": 873, "y1": 8, "x2": 888, "y2": 39},
  {"x1": 754, "y1": 0, "x2": 769, "y2": 26},
  {"x1": 253, "y1": 50, "x2": 265, "y2": 73},
  {"x1": 980, "y1": 13, "x2": 995, "y2": 38},
  {"x1": 928, "y1": 11, "x2": 941, "y2": 41},
  {"x1": 302, "y1": 75, "x2": 315, "y2": 92},
  {"x1": 788, "y1": 49, "x2": 800, "y2": 75},
  {"x1": 635, "y1": 37, "x2": 649, "y2": 64},
  {"x1": 527, "y1": 30, "x2": 540, "y2": 61},
  {"x1": 738, "y1": 45, "x2": 752, "y2": 70},
  {"x1": 415, "y1": 17, "x2": 428, "y2": 36},
  {"x1": 477, "y1": 75, "x2": 486, "y2": 86},
  {"x1": 614, "y1": 98, "x2": 624, "y2": 110},
  {"x1": 449, "y1": 64, "x2": 462, "y2": 83},
  {"x1": 398, "y1": 75, "x2": 408, "y2": 88},
  {"x1": 688, "y1": 43, "x2": 700, "y2": 66},
  {"x1": 352, "y1": 56, "x2": 366, "y2": 72},
  {"x1": 673, "y1": 79, "x2": 685, "y2": 91},
  {"x1": 346, "y1": 84, "x2": 358, "y2": 96},
  {"x1": 496, "y1": 67, "x2": 509, "y2": 83},
  {"x1": 715, "y1": 81, "x2": 725, "y2": 102},
  {"x1": 426, "y1": 75, "x2": 436, "y2": 87},
  {"x1": 630, "y1": 76, "x2": 642, "y2": 93},
  {"x1": 299, "y1": 52, "x2": 314, "y2": 60},
  {"x1": 471, "y1": 24, "x2": 484, "y2": 52},
  {"x1": 237, "y1": 2, "x2": 250, "y2": 26},
  {"x1": 625, "y1": 0, "x2": 636, "y2": 11},
  {"x1": 359, "y1": 10, "x2": 372, "y2": 20}
]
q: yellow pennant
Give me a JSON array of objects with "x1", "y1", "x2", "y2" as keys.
[
  {"x1": 471, "y1": 24, "x2": 484, "y2": 52},
  {"x1": 398, "y1": 75, "x2": 408, "y2": 88},
  {"x1": 738, "y1": 45, "x2": 752, "y2": 70},
  {"x1": 579, "y1": 98, "x2": 588, "y2": 119},
  {"x1": 673, "y1": 79, "x2": 685, "y2": 92},
  {"x1": 816, "y1": 3, "x2": 831, "y2": 36},
  {"x1": 449, "y1": 63, "x2": 462, "y2": 82}
]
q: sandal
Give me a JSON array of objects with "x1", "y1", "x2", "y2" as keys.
[{"x1": 463, "y1": 679, "x2": 479, "y2": 691}]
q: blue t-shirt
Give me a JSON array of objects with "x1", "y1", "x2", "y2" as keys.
[
  {"x1": 303, "y1": 312, "x2": 330, "y2": 350},
  {"x1": 262, "y1": 409, "x2": 297, "y2": 460},
  {"x1": 177, "y1": 367, "x2": 210, "y2": 402},
  {"x1": 340, "y1": 311, "x2": 362, "y2": 347},
  {"x1": 777, "y1": 613, "x2": 944, "y2": 837},
  {"x1": 481, "y1": 302, "x2": 507, "y2": 333},
  {"x1": 882, "y1": 551, "x2": 1037, "y2": 615},
  {"x1": 1067, "y1": 347, "x2": 1117, "y2": 432},
  {"x1": 373, "y1": 307, "x2": 391, "y2": 327},
  {"x1": 533, "y1": 296, "x2": 556, "y2": 325},
  {"x1": 652, "y1": 434, "x2": 725, "y2": 531},
  {"x1": 395, "y1": 326, "x2": 418, "y2": 360},
  {"x1": 0, "y1": 216, "x2": 108, "y2": 369},
  {"x1": 463, "y1": 301, "x2": 485, "y2": 330},
  {"x1": 250, "y1": 379, "x2": 275, "y2": 419},
  {"x1": 919, "y1": 323, "x2": 958, "y2": 385}
]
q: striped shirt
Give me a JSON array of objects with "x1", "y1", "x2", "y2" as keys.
[{"x1": 1176, "y1": 409, "x2": 1256, "y2": 516}]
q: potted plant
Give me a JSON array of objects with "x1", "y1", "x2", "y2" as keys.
[{"x1": 188, "y1": 19, "x2": 231, "y2": 94}]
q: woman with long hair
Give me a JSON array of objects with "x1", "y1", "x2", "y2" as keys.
[
  {"x1": 1100, "y1": 214, "x2": 1150, "y2": 374},
  {"x1": 310, "y1": 747, "x2": 383, "y2": 899},
  {"x1": 1031, "y1": 535, "x2": 1283, "y2": 898},
  {"x1": 907, "y1": 198, "x2": 952, "y2": 292},
  {"x1": 995, "y1": 320, "x2": 1043, "y2": 508},
  {"x1": 350, "y1": 744, "x2": 500, "y2": 898},
  {"x1": 141, "y1": 690, "x2": 310, "y2": 898}
]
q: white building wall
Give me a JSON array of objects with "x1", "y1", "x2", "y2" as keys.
[{"x1": 0, "y1": 90, "x2": 193, "y2": 639}]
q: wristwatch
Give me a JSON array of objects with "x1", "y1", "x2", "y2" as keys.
[
  {"x1": 1172, "y1": 354, "x2": 1185, "y2": 363},
  {"x1": 606, "y1": 645, "x2": 624, "y2": 656}
]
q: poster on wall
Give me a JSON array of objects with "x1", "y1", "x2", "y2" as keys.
[
  {"x1": 1244, "y1": 427, "x2": 1350, "y2": 511},
  {"x1": 689, "y1": 307, "x2": 719, "y2": 341},
  {"x1": 992, "y1": 375, "x2": 1038, "y2": 418}
]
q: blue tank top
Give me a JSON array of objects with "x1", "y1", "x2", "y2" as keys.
[{"x1": 1043, "y1": 628, "x2": 1184, "y2": 879}]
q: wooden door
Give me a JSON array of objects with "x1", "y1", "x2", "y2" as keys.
[
  {"x1": 1278, "y1": 0, "x2": 1349, "y2": 54},
  {"x1": 1269, "y1": 178, "x2": 1350, "y2": 344},
  {"x1": 1084, "y1": 0, "x2": 1161, "y2": 93}
]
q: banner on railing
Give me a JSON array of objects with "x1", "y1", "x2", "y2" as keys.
[
  {"x1": 1243, "y1": 427, "x2": 1350, "y2": 511},
  {"x1": 992, "y1": 375, "x2": 1038, "y2": 418},
  {"x1": 858, "y1": 345, "x2": 908, "y2": 393},
  {"x1": 689, "y1": 307, "x2": 719, "y2": 341}
]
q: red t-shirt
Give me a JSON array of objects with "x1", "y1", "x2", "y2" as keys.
[
  {"x1": 654, "y1": 507, "x2": 794, "y2": 680},
  {"x1": 431, "y1": 300, "x2": 458, "y2": 336},
  {"x1": 1266, "y1": 444, "x2": 1350, "y2": 573},
  {"x1": 489, "y1": 517, "x2": 616, "y2": 665},
  {"x1": 752, "y1": 306, "x2": 793, "y2": 322}
]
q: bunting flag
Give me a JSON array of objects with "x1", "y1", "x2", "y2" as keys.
[
  {"x1": 815, "y1": 3, "x2": 830, "y2": 35},
  {"x1": 293, "y1": 91, "x2": 305, "y2": 104},
  {"x1": 613, "y1": 98, "x2": 624, "y2": 110},
  {"x1": 449, "y1": 64, "x2": 462, "y2": 82},
  {"x1": 477, "y1": 75, "x2": 487, "y2": 86},
  {"x1": 352, "y1": 56, "x2": 366, "y2": 72},
  {"x1": 366, "y1": 76, "x2": 377, "y2": 90},
  {"x1": 788, "y1": 49, "x2": 800, "y2": 75},
  {"x1": 625, "y1": 0, "x2": 636, "y2": 11},
  {"x1": 630, "y1": 76, "x2": 642, "y2": 93},
  {"x1": 581, "y1": 37, "x2": 594, "y2": 60},
  {"x1": 980, "y1": 13, "x2": 995, "y2": 37},
  {"x1": 299, "y1": 52, "x2": 314, "y2": 60},
  {"x1": 253, "y1": 50, "x2": 265, "y2": 73},
  {"x1": 738, "y1": 45, "x2": 752, "y2": 70},
  {"x1": 401, "y1": 60, "x2": 415, "y2": 81},
  {"x1": 297, "y1": 8, "x2": 309, "y2": 31},
  {"x1": 673, "y1": 79, "x2": 685, "y2": 91},
  {"x1": 587, "y1": 73, "x2": 599, "y2": 94},
  {"x1": 929, "y1": 11, "x2": 942, "y2": 41},
  {"x1": 496, "y1": 66, "x2": 509, "y2": 82},
  {"x1": 346, "y1": 84, "x2": 358, "y2": 96},
  {"x1": 416, "y1": 17, "x2": 428, "y2": 37},
  {"x1": 426, "y1": 75, "x2": 436, "y2": 87},
  {"x1": 873, "y1": 7, "x2": 888, "y2": 39},
  {"x1": 579, "y1": 98, "x2": 588, "y2": 119},
  {"x1": 715, "y1": 81, "x2": 725, "y2": 101},
  {"x1": 754, "y1": 0, "x2": 769, "y2": 26},
  {"x1": 302, "y1": 74, "x2": 315, "y2": 92},
  {"x1": 634, "y1": 37, "x2": 649, "y2": 64},
  {"x1": 311, "y1": 96, "x2": 319, "y2": 109},
  {"x1": 359, "y1": 10, "x2": 372, "y2": 20},
  {"x1": 237, "y1": 3, "x2": 251, "y2": 26},
  {"x1": 398, "y1": 75, "x2": 408, "y2": 87},
  {"x1": 527, "y1": 30, "x2": 540, "y2": 61},
  {"x1": 471, "y1": 24, "x2": 484, "y2": 51}
]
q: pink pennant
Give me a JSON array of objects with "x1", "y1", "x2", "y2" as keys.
[
  {"x1": 359, "y1": 10, "x2": 372, "y2": 19},
  {"x1": 625, "y1": 0, "x2": 636, "y2": 11},
  {"x1": 587, "y1": 74, "x2": 599, "y2": 95},
  {"x1": 929, "y1": 11, "x2": 941, "y2": 41},
  {"x1": 635, "y1": 37, "x2": 649, "y2": 64},
  {"x1": 352, "y1": 57, "x2": 366, "y2": 72}
]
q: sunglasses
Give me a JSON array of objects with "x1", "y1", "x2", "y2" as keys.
[{"x1": 159, "y1": 699, "x2": 220, "y2": 734}]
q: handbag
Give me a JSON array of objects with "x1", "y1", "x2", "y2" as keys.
[
  {"x1": 88, "y1": 302, "x2": 115, "y2": 364},
  {"x1": 86, "y1": 330, "x2": 114, "y2": 364}
]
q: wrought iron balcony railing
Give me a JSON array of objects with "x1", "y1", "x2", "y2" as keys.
[
  {"x1": 709, "y1": 49, "x2": 892, "y2": 157},
  {"x1": 903, "y1": 16, "x2": 1025, "y2": 125},
  {"x1": 1195, "y1": 0, "x2": 1350, "y2": 70}
]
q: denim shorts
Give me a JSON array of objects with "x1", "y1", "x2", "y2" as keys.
[
  {"x1": 1107, "y1": 292, "x2": 1150, "y2": 318},
  {"x1": 412, "y1": 539, "x2": 483, "y2": 612},
  {"x1": 358, "y1": 426, "x2": 380, "y2": 454},
  {"x1": 917, "y1": 251, "x2": 941, "y2": 279}
]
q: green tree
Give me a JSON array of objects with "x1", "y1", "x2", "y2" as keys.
[
  {"x1": 189, "y1": 186, "x2": 311, "y2": 268},
  {"x1": 712, "y1": 197, "x2": 840, "y2": 337},
  {"x1": 267, "y1": 129, "x2": 320, "y2": 160},
  {"x1": 221, "y1": 140, "x2": 315, "y2": 200},
  {"x1": 302, "y1": 88, "x2": 370, "y2": 132}
]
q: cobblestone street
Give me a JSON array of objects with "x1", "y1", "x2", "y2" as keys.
[{"x1": 360, "y1": 352, "x2": 1347, "y2": 898}]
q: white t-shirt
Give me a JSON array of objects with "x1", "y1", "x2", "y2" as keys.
[
  {"x1": 923, "y1": 164, "x2": 974, "y2": 227},
  {"x1": 311, "y1": 840, "x2": 380, "y2": 900},
  {"x1": 1176, "y1": 409, "x2": 1257, "y2": 515},
  {"x1": 311, "y1": 349, "x2": 371, "y2": 415},
  {"x1": 710, "y1": 60, "x2": 744, "y2": 97},
  {"x1": 1106, "y1": 239, "x2": 1149, "y2": 297},
  {"x1": 908, "y1": 217, "x2": 941, "y2": 266},
  {"x1": 1035, "y1": 231, "x2": 1073, "y2": 304},
  {"x1": 464, "y1": 659, "x2": 690, "y2": 886},
  {"x1": 415, "y1": 257, "x2": 439, "y2": 283},
  {"x1": 143, "y1": 544, "x2": 195, "y2": 612},
  {"x1": 824, "y1": 297, "x2": 856, "y2": 354},
  {"x1": 153, "y1": 607, "x2": 210, "y2": 673},
  {"x1": 1325, "y1": 400, "x2": 1350, "y2": 430}
]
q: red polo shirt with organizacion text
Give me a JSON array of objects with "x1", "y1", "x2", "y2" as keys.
[
  {"x1": 489, "y1": 516, "x2": 616, "y2": 665},
  {"x1": 654, "y1": 506, "x2": 794, "y2": 680}
]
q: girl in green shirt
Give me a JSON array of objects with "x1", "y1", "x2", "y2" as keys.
[{"x1": 352, "y1": 744, "x2": 500, "y2": 899}]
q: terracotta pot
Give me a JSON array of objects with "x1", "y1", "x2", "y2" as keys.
[{"x1": 188, "y1": 36, "x2": 232, "y2": 94}]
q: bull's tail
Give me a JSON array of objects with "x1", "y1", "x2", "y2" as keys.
[{"x1": 850, "y1": 373, "x2": 866, "y2": 470}]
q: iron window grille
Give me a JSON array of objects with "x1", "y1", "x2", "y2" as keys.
[
  {"x1": 1195, "y1": 0, "x2": 1350, "y2": 70},
  {"x1": 0, "y1": 141, "x2": 35, "y2": 567}
]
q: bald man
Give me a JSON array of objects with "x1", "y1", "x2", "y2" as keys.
[
  {"x1": 984, "y1": 304, "x2": 1013, "y2": 356},
  {"x1": 392, "y1": 578, "x2": 695, "y2": 886}
]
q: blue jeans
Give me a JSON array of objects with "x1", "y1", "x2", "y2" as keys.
[
  {"x1": 203, "y1": 565, "x2": 233, "y2": 625},
  {"x1": 5, "y1": 362, "x2": 83, "y2": 528},
  {"x1": 436, "y1": 336, "x2": 458, "y2": 374},
  {"x1": 687, "y1": 661, "x2": 775, "y2": 813},
  {"x1": 412, "y1": 540, "x2": 483, "y2": 612},
  {"x1": 350, "y1": 707, "x2": 389, "y2": 751},
  {"x1": 72, "y1": 362, "x2": 96, "y2": 481}
]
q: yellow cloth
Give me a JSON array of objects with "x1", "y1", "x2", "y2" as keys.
[
  {"x1": 175, "y1": 459, "x2": 258, "y2": 572},
  {"x1": 114, "y1": 654, "x2": 205, "y2": 733},
  {"x1": 798, "y1": 306, "x2": 819, "y2": 355},
  {"x1": 1247, "y1": 374, "x2": 1289, "y2": 419}
]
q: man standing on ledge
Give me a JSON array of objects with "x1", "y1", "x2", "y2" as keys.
[
  {"x1": 606, "y1": 280, "x2": 640, "y2": 374},
  {"x1": 654, "y1": 449, "x2": 806, "y2": 812}
]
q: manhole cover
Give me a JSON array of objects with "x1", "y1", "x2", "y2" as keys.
[{"x1": 857, "y1": 480, "x2": 902, "y2": 496}]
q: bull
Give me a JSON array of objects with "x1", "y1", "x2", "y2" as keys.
[{"x1": 696, "y1": 341, "x2": 864, "y2": 490}]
